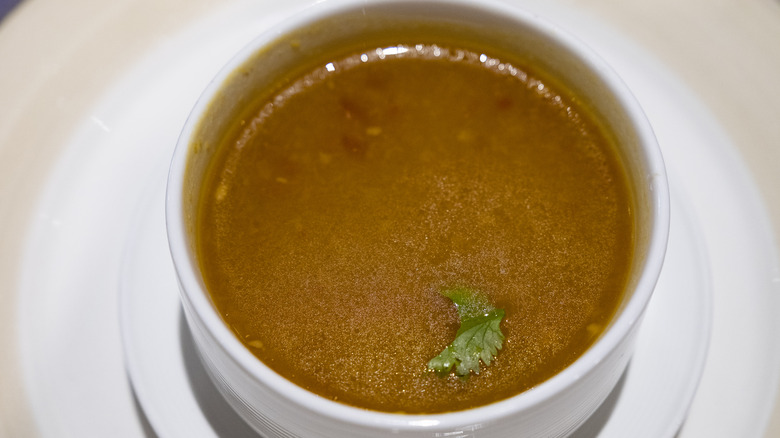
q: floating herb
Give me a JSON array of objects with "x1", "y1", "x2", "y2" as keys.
[{"x1": 427, "y1": 287, "x2": 505, "y2": 377}]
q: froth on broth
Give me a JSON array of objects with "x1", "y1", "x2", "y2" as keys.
[{"x1": 195, "y1": 37, "x2": 634, "y2": 413}]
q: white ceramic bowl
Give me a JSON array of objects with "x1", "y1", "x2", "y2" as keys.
[{"x1": 166, "y1": 0, "x2": 669, "y2": 436}]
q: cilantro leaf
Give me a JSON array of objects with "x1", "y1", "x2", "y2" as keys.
[{"x1": 427, "y1": 287, "x2": 506, "y2": 377}]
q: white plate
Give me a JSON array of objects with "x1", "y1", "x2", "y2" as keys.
[{"x1": 14, "y1": 1, "x2": 780, "y2": 438}]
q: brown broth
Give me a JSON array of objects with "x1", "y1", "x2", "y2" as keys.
[{"x1": 196, "y1": 43, "x2": 633, "y2": 413}]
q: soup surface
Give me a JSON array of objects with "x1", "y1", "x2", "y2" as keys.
[{"x1": 196, "y1": 43, "x2": 633, "y2": 413}]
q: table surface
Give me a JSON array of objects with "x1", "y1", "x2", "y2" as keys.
[{"x1": 1, "y1": 0, "x2": 779, "y2": 437}]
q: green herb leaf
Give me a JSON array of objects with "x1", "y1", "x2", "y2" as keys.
[{"x1": 427, "y1": 287, "x2": 505, "y2": 377}]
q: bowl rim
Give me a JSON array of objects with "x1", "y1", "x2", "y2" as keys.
[{"x1": 165, "y1": 0, "x2": 670, "y2": 431}]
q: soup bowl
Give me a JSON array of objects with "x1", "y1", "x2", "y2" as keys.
[{"x1": 166, "y1": 0, "x2": 669, "y2": 436}]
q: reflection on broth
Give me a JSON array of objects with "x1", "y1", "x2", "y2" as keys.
[{"x1": 196, "y1": 43, "x2": 633, "y2": 413}]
